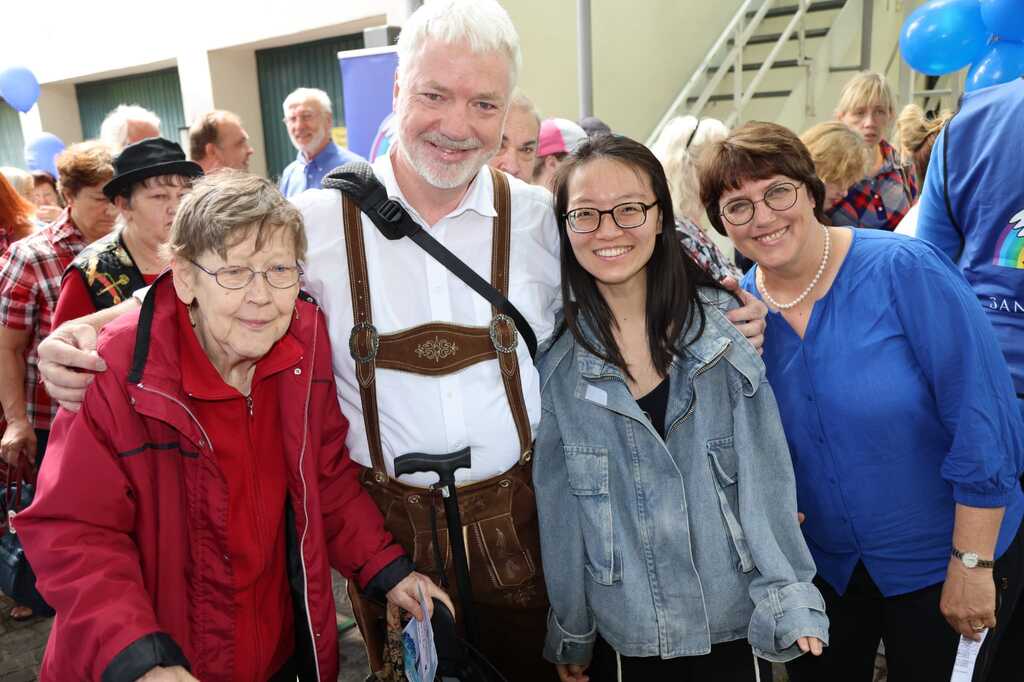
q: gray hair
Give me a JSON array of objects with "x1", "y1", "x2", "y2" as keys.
[
  {"x1": 169, "y1": 170, "x2": 307, "y2": 264},
  {"x1": 509, "y1": 89, "x2": 540, "y2": 130},
  {"x1": 397, "y1": 0, "x2": 522, "y2": 91},
  {"x1": 651, "y1": 115, "x2": 729, "y2": 224},
  {"x1": 0, "y1": 166, "x2": 33, "y2": 199},
  {"x1": 100, "y1": 105, "x2": 161, "y2": 152},
  {"x1": 282, "y1": 88, "x2": 333, "y2": 117}
]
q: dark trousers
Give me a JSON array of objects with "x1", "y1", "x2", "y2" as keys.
[
  {"x1": 589, "y1": 636, "x2": 772, "y2": 682},
  {"x1": 34, "y1": 428, "x2": 48, "y2": 468},
  {"x1": 788, "y1": 524, "x2": 1024, "y2": 682}
]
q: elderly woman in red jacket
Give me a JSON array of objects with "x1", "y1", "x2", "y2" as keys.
[{"x1": 16, "y1": 171, "x2": 450, "y2": 682}]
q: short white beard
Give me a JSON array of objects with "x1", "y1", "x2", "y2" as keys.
[
  {"x1": 294, "y1": 128, "x2": 327, "y2": 159},
  {"x1": 396, "y1": 128, "x2": 494, "y2": 190}
]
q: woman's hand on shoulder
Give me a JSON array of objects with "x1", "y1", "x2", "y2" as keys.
[
  {"x1": 556, "y1": 663, "x2": 590, "y2": 682},
  {"x1": 135, "y1": 666, "x2": 198, "y2": 682},
  {"x1": 796, "y1": 636, "x2": 824, "y2": 656}
]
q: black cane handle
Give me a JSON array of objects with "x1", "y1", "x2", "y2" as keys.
[{"x1": 393, "y1": 447, "x2": 472, "y2": 487}]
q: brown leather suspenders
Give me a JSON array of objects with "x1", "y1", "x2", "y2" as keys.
[{"x1": 342, "y1": 169, "x2": 532, "y2": 484}]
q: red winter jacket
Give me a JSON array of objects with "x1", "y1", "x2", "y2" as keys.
[{"x1": 17, "y1": 275, "x2": 409, "y2": 681}]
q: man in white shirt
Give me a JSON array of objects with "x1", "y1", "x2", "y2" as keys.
[{"x1": 35, "y1": 1, "x2": 767, "y2": 678}]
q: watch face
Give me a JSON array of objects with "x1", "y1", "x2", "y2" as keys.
[{"x1": 963, "y1": 552, "x2": 979, "y2": 568}]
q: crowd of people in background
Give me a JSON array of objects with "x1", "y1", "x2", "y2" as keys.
[{"x1": 0, "y1": 0, "x2": 1022, "y2": 681}]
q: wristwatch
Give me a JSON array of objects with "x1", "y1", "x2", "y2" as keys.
[{"x1": 952, "y1": 547, "x2": 995, "y2": 569}]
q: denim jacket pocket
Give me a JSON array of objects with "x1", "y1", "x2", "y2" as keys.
[
  {"x1": 563, "y1": 444, "x2": 620, "y2": 585},
  {"x1": 707, "y1": 437, "x2": 754, "y2": 573}
]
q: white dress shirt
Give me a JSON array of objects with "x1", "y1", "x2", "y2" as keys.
[{"x1": 294, "y1": 153, "x2": 561, "y2": 487}]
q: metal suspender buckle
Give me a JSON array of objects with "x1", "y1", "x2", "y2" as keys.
[
  {"x1": 489, "y1": 314, "x2": 518, "y2": 354},
  {"x1": 349, "y1": 322, "x2": 380, "y2": 363}
]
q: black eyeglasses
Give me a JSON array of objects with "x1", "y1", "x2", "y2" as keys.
[
  {"x1": 564, "y1": 201, "x2": 658, "y2": 234},
  {"x1": 189, "y1": 259, "x2": 303, "y2": 290},
  {"x1": 719, "y1": 182, "x2": 802, "y2": 226}
]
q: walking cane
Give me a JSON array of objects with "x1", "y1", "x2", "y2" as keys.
[{"x1": 394, "y1": 447, "x2": 479, "y2": 647}]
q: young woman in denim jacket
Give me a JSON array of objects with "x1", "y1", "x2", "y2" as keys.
[{"x1": 533, "y1": 134, "x2": 828, "y2": 682}]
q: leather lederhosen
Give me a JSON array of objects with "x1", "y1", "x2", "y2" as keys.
[
  {"x1": 64, "y1": 229, "x2": 147, "y2": 310},
  {"x1": 341, "y1": 169, "x2": 550, "y2": 677}
]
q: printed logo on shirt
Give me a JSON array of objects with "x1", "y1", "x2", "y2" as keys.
[{"x1": 993, "y1": 208, "x2": 1024, "y2": 269}]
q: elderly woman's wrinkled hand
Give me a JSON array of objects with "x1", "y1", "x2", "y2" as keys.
[
  {"x1": 38, "y1": 322, "x2": 105, "y2": 412},
  {"x1": 940, "y1": 559, "x2": 997, "y2": 641},
  {"x1": 386, "y1": 571, "x2": 454, "y2": 622},
  {"x1": 721, "y1": 277, "x2": 768, "y2": 354},
  {"x1": 135, "y1": 666, "x2": 199, "y2": 682}
]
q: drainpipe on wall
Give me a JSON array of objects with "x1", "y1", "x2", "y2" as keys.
[{"x1": 577, "y1": 0, "x2": 594, "y2": 119}]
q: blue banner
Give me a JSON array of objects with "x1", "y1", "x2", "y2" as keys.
[{"x1": 339, "y1": 46, "x2": 399, "y2": 160}]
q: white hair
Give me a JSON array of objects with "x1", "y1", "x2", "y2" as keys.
[
  {"x1": 397, "y1": 0, "x2": 522, "y2": 90},
  {"x1": 651, "y1": 115, "x2": 729, "y2": 224},
  {"x1": 99, "y1": 105, "x2": 161, "y2": 153},
  {"x1": 509, "y1": 89, "x2": 540, "y2": 129},
  {"x1": 282, "y1": 88, "x2": 333, "y2": 117}
]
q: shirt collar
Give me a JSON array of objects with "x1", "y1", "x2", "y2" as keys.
[
  {"x1": 878, "y1": 139, "x2": 900, "y2": 173},
  {"x1": 177, "y1": 297, "x2": 303, "y2": 400},
  {"x1": 373, "y1": 148, "x2": 498, "y2": 222},
  {"x1": 49, "y1": 208, "x2": 84, "y2": 246},
  {"x1": 299, "y1": 141, "x2": 336, "y2": 166}
]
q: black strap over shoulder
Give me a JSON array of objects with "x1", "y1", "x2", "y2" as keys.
[{"x1": 322, "y1": 161, "x2": 538, "y2": 359}]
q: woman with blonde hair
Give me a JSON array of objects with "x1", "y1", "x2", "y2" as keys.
[
  {"x1": 893, "y1": 104, "x2": 953, "y2": 236},
  {"x1": 652, "y1": 115, "x2": 741, "y2": 281},
  {"x1": 800, "y1": 122, "x2": 870, "y2": 216},
  {"x1": 830, "y1": 71, "x2": 917, "y2": 230}
]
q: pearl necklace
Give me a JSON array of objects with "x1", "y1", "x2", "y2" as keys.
[{"x1": 756, "y1": 225, "x2": 831, "y2": 310}]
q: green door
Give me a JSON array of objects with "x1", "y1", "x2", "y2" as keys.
[
  {"x1": 76, "y1": 68, "x2": 187, "y2": 143},
  {"x1": 0, "y1": 99, "x2": 26, "y2": 167},
  {"x1": 256, "y1": 32, "x2": 365, "y2": 181}
]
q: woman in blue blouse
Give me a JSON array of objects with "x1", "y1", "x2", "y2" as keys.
[{"x1": 698, "y1": 121, "x2": 1024, "y2": 682}]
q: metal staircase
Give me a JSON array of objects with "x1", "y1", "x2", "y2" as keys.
[{"x1": 646, "y1": 0, "x2": 870, "y2": 145}]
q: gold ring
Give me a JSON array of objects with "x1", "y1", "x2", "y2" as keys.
[{"x1": 971, "y1": 623, "x2": 986, "y2": 632}]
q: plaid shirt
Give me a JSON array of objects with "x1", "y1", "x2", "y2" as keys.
[
  {"x1": 827, "y1": 139, "x2": 918, "y2": 231},
  {"x1": 0, "y1": 210, "x2": 87, "y2": 430}
]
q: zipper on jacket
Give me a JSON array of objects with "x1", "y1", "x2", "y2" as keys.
[
  {"x1": 666, "y1": 340, "x2": 732, "y2": 438},
  {"x1": 136, "y1": 382, "x2": 214, "y2": 451}
]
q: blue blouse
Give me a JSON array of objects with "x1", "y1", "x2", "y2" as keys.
[{"x1": 742, "y1": 229, "x2": 1024, "y2": 597}]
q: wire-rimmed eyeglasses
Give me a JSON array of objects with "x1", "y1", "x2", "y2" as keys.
[
  {"x1": 564, "y1": 201, "x2": 658, "y2": 234},
  {"x1": 719, "y1": 182, "x2": 802, "y2": 226},
  {"x1": 189, "y1": 260, "x2": 303, "y2": 290}
]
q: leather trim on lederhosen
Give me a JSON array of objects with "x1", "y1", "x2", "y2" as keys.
[{"x1": 64, "y1": 228, "x2": 147, "y2": 311}]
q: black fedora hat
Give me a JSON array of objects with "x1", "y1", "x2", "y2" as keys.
[{"x1": 103, "y1": 137, "x2": 203, "y2": 200}]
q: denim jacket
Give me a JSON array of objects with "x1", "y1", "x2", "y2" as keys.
[{"x1": 534, "y1": 288, "x2": 828, "y2": 664}]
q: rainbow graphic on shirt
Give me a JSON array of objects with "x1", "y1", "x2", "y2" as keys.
[{"x1": 993, "y1": 209, "x2": 1024, "y2": 269}]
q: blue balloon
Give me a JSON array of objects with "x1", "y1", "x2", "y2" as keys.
[
  {"x1": 900, "y1": 0, "x2": 991, "y2": 75},
  {"x1": 966, "y1": 41, "x2": 1024, "y2": 91},
  {"x1": 24, "y1": 133, "x2": 65, "y2": 179},
  {"x1": 980, "y1": 0, "x2": 1024, "y2": 41},
  {"x1": 0, "y1": 66, "x2": 40, "y2": 113}
]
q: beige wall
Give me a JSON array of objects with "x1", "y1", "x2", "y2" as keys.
[{"x1": 506, "y1": 0, "x2": 744, "y2": 140}]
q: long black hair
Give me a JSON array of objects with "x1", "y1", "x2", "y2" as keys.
[{"x1": 552, "y1": 134, "x2": 727, "y2": 381}]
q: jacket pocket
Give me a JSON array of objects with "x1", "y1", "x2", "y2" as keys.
[
  {"x1": 707, "y1": 437, "x2": 754, "y2": 573},
  {"x1": 563, "y1": 445, "x2": 619, "y2": 585}
]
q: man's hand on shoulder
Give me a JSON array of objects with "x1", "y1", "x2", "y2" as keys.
[
  {"x1": 721, "y1": 277, "x2": 767, "y2": 354},
  {"x1": 39, "y1": 322, "x2": 106, "y2": 412}
]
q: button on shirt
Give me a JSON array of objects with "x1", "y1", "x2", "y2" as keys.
[
  {"x1": 743, "y1": 229, "x2": 1024, "y2": 596},
  {"x1": 294, "y1": 154, "x2": 561, "y2": 487},
  {"x1": 278, "y1": 142, "x2": 364, "y2": 198}
]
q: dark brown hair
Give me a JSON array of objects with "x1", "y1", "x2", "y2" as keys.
[
  {"x1": 552, "y1": 134, "x2": 724, "y2": 381},
  {"x1": 698, "y1": 121, "x2": 828, "y2": 235},
  {"x1": 189, "y1": 110, "x2": 239, "y2": 162}
]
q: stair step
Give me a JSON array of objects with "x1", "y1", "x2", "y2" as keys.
[
  {"x1": 707, "y1": 58, "x2": 801, "y2": 74},
  {"x1": 688, "y1": 90, "x2": 792, "y2": 105},
  {"x1": 727, "y1": 26, "x2": 829, "y2": 46},
  {"x1": 746, "y1": 0, "x2": 845, "y2": 20}
]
